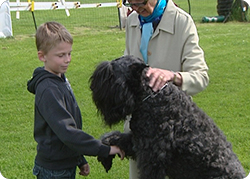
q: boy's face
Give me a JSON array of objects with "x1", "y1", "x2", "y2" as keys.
[{"x1": 38, "y1": 42, "x2": 72, "y2": 77}]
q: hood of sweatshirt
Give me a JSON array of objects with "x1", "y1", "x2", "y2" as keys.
[{"x1": 27, "y1": 67, "x2": 64, "y2": 94}]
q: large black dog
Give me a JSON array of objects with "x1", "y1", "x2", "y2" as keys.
[{"x1": 90, "y1": 55, "x2": 245, "y2": 179}]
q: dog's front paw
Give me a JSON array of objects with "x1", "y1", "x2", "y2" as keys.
[
  {"x1": 97, "y1": 155, "x2": 116, "y2": 173},
  {"x1": 101, "y1": 131, "x2": 122, "y2": 146},
  {"x1": 97, "y1": 131, "x2": 122, "y2": 172}
]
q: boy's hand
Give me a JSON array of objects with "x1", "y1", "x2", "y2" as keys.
[
  {"x1": 79, "y1": 163, "x2": 90, "y2": 176},
  {"x1": 110, "y1": 146, "x2": 125, "y2": 160}
]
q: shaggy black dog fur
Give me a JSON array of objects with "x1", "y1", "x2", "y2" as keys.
[{"x1": 90, "y1": 55, "x2": 246, "y2": 179}]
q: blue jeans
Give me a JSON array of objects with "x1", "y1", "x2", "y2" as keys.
[{"x1": 33, "y1": 163, "x2": 76, "y2": 179}]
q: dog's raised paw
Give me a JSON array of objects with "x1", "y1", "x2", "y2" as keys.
[{"x1": 97, "y1": 155, "x2": 116, "y2": 173}]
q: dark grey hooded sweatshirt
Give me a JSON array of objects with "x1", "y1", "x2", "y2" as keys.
[{"x1": 27, "y1": 67, "x2": 110, "y2": 170}]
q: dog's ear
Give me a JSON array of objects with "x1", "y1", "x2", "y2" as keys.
[
  {"x1": 90, "y1": 61, "x2": 116, "y2": 124},
  {"x1": 128, "y1": 56, "x2": 147, "y2": 80},
  {"x1": 90, "y1": 60, "x2": 134, "y2": 126},
  {"x1": 90, "y1": 61, "x2": 113, "y2": 96}
]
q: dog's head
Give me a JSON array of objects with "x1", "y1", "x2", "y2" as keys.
[{"x1": 90, "y1": 55, "x2": 147, "y2": 126}]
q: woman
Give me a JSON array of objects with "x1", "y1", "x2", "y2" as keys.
[{"x1": 123, "y1": 0, "x2": 209, "y2": 178}]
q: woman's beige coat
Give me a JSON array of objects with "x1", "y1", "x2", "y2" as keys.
[{"x1": 124, "y1": 0, "x2": 209, "y2": 96}]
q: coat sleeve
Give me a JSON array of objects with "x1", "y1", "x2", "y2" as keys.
[{"x1": 178, "y1": 17, "x2": 209, "y2": 96}]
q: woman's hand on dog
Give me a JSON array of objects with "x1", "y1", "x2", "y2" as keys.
[
  {"x1": 146, "y1": 67, "x2": 182, "y2": 91},
  {"x1": 110, "y1": 146, "x2": 125, "y2": 160}
]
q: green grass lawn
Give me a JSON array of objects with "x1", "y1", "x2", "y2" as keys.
[{"x1": 1, "y1": 0, "x2": 250, "y2": 179}]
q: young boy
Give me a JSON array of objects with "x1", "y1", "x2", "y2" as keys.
[{"x1": 27, "y1": 21, "x2": 124, "y2": 179}]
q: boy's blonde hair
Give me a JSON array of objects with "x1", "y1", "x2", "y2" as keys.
[{"x1": 35, "y1": 21, "x2": 73, "y2": 54}]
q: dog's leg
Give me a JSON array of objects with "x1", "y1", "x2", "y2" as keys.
[
  {"x1": 97, "y1": 131, "x2": 135, "y2": 172},
  {"x1": 134, "y1": 148, "x2": 168, "y2": 179}
]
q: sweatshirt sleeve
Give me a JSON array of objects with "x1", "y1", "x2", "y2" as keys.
[
  {"x1": 36, "y1": 86, "x2": 110, "y2": 158},
  {"x1": 77, "y1": 155, "x2": 88, "y2": 167}
]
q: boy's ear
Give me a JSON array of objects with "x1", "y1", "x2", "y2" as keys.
[{"x1": 38, "y1": 51, "x2": 46, "y2": 62}]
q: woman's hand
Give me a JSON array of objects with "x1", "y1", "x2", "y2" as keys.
[{"x1": 146, "y1": 67, "x2": 182, "y2": 92}]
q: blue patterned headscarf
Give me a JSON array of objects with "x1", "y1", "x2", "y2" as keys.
[
  {"x1": 139, "y1": 0, "x2": 168, "y2": 63},
  {"x1": 139, "y1": 0, "x2": 167, "y2": 24}
]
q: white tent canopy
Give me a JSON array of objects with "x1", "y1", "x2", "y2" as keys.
[
  {"x1": 244, "y1": 0, "x2": 250, "y2": 5},
  {"x1": 0, "y1": 0, "x2": 13, "y2": 38}
]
